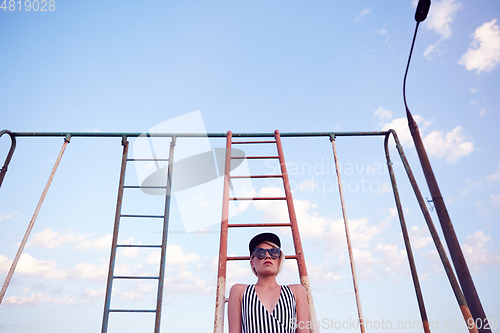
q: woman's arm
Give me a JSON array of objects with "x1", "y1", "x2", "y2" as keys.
[
  {"x1": 290, "y1": 284, "x2": 311, "y2": 333},
  {"x1": 227, "y1": 284, "x2": 245, "y2": 333}
]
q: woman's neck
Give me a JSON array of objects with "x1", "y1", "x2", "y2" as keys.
[{"x1": 255, "y1": 275, "x2": 279, "y2": 289}]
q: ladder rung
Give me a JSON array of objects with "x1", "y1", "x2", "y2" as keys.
[
  {"x1": 109, "y1": 309, "x2": 156, "y2": 313},
  {"x1": 123, "y1": 186, "x2": 167, "y2": 189},
  {"x1": 232, "y1": 156, "x2": 279, "y2": 160},
  {"x1": 228, "y1": 223, "x2": 291, "y2": 228},
  {"x1": 114, "y1": 276, "x2": 159, "y2": 280},
  {"x1": 127, "y1": 159, "x2": 168, "y2": 161},
  {"x1": 231, "y1": 140, "x2": 277, "y2": 144},
  {"x1": 230, "y1": 197, "x2": 286, "y2": 201},
  {"x1": 121, "y1": 214, "x2": 164, "y2": 219},
  {"x1": 230, "y1": 175, "x2": 282, "y2": 179},
  {"x1": 227, "y1": 255, "x2": 298, "y2": 261},
  {"x1": 116, "y1": 244, "x2": 162, "y2": 248}
]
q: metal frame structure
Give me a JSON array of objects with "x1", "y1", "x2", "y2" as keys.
[{"x1": 0, "y1": 129, "x2": 485, "y2": 333}]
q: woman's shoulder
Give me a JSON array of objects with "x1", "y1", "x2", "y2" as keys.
[
  {"x1": 229, "y1": 284, "x2": 249, "y2": 295},
  {"x1": 285, "y1": 284, "x2": 307, "y2": 299}
]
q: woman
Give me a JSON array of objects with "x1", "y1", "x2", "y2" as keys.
[{"x1": 227, "y1": 232, "x2": 310, "y2": 333}]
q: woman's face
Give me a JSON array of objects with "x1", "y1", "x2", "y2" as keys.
[{"x1": 250, "y1": 242, "x2": 280, "y2": 277}]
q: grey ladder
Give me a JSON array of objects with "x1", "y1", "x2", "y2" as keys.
[{"x1": 101, "y1": 136, "x2": 176, "y2": 333}]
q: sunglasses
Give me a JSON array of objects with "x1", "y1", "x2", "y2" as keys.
[{"x1": 252, "y1": 247, "x2": 281, "y2": 260}]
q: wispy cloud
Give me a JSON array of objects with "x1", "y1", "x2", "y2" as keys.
[
  {"x1": 355, "y1": 7, "x2": 371, "y2": 22},
  {"x1": 422, "y1": 126, "x2": 474, "y2": 163},
  {"x1": 423, "y1": 0, "x2": 462, "y2": 58},
  {"x1": 459, "y1": 19, "x2": 500, "y2": 73}
]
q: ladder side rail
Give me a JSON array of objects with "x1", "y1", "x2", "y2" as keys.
[
  {"x1": 383, "y1": 133, "x2": 430, "y2": 333},
  {"x1": 274, "y1": 130, "x2": 319, "y2": 333},
  {"x1": 213, "y1": 131, "x2": 233, "y2": 333},
  {"x1": 155, "y1": 136, "x2": 176, "y2": 333},
  {"x1": 101, "y1": 136, "x2": 129, "y2": 333},
  {"x1": 330, "y1": 135, "x2": 366, "y2": 333}
]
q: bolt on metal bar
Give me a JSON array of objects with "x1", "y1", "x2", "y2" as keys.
[
  {"x1": 329, "y1": 134, "x2": 366, "y2": 333},
  {"x1": 101, "y1": 136, "x2": 129, "y2": 333},
  {"x1": 387, "y1": 129, "x2": 478, "y2": 333},
  {"x1": 0, "y1": 130, "x2": 17, "y2": 189},
  {"x1": 0, "y1": 135, "x2": 70, "y2": 304},
  {"x1": 383, "y1": 133, "x2": 430, "y2": 333}
]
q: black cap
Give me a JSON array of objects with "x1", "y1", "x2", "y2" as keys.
[{"x1": 249, "y1": 233, "x2": 281, "y2": 255}]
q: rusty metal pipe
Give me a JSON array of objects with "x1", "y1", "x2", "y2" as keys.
[
  {"x1": 0, "y1": 136, "x2": 70, "y2": 304},
  {"x1": 329, "y1": 134, "x2": 366, "y2": 333},
  {"x1": 388, "y1": 130, "x2": 478, "y2": 333},
  {"x1": 403, "y1": 18, "x2": 488, "y2": 332},
  {"x1": 384, "y1": 133, "x2": 430, "y2": 333}
]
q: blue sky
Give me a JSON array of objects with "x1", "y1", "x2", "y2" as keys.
[{"x1": 1, "y1": 0, "x2": 499, "y2": 332}]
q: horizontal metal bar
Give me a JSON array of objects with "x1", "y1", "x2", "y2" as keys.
[
  {"x1": 231, "y1": 140, "x2": 277, "y2": 144},
  {"x1": 232, "y1": 156, "x2": 279, "y2": 159},
  {"x1": 114, "y1": 276, "x2": 159, "y2": 279},
  {"x1": 123, "y1": 186, "x2": 167, "y2": 189},
  {"x1": 230, "y1": 175, "x2": 283, "y2": 179},
  {"x1": 228, "y1": 223, "x2": 292, "y2": 228},
  {"x1": 230, "y1": 197, "x2": 286, "y2": 201},
  {"x1": 227, "y1": 255, "x2": 298, "y2": 261},
  {"x1": 127, "y1": 159, "x2": 169, "y2": 161},
  {"x1": 121, "y1": 214, "x2": 164, "y2": 219},
  {"x1": 109, "y1": 309, "x2": 156, "y2": 313},
  {"x1": 116, "y1": 244, "x2": 162, "y2": 248},
  {"x1": 10, "y1": 131, "x2": 390, "y2": 138}
]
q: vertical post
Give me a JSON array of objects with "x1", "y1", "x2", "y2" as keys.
[
  {"x1": 0, "y1": 136, "x2": 70, "y2": 304},
  {"x1": 384, "y1": 133, "x2": 430, "y2": 333},
  {"x1": 155, "y1": 136, "x2": 176, "y2": 333},
  {"x1": 213, "y1": 131, "x2": 233, "y2": 333},
  {"x1": 101, "y1": 136, "x2": 129, "y2": 333},
  {"x1": 329, "y1": 134, "x2": 366, "y2": 333},
  {"x1": 275, "y1": 130, "x2": 319, "y2": 333}
]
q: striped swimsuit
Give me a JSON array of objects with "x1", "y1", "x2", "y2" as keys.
[{"x1": 241, "y1": 284, "x2": 297, "y2": 333}]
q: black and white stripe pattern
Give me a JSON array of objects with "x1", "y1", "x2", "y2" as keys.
[{"x1": 241, "y1": 284, "x2": 297, "y2": 333}]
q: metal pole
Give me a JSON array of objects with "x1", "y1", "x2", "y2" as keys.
[
  {"x1": 0, "y1": 136, "x2": 70, "y2": 304},
  {"x1": 403, "y1": 17, "x2": 489, "y2": 332},
  {"x1": 0, "y1": 130, "x2": 17, "y2": 189},
  {"x1": 388, "y1": 130, "x2": 478, "y2": 333},
  {"x1": 384, "y1": 133, "x2": 430, "y2": 333},
  {"x1": 329, "y1": 134, "x2": 366, "y2": 333},
  {"x1": 101, "y1": 136, "x2": 129, "y2": 333},
  {"x1": 213, "y1": 131, "x2": 233, "y2": 333},
  {"x1": 275, "y1": 130, "x2": 319, "y2": 333},
  {"x1": 154, "y1": 136, "x2": 176, "y2": 333}
]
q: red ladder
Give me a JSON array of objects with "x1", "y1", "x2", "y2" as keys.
[{"x1": 213, "y1": 130, "x2": 319, "y2": 333}]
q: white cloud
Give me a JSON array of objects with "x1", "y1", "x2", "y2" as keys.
[
  {"x1": 422, "y1": 126, "x2": 474, "y2": 163},
  {"x1": 486, "y1": 163, "x2": 500, "y2": 183},
  {"x1": 147, "y1": 244, "x2": 200, "y2": 266},
  {"x1": 28, "y1": 228, "x2": 111, "y2": 251},
  {"x1": 461, "y1": 231, "x2": 500, "y2": 272},
  {"x1": 373, "y1": 106, "x2": 393, "y2": 120},
  {"x1": 459, "y1": 19, "x2": 500, "y2": 73},
  {"x1": 2, "y1": 293, "x2": 77, "y2": 307},
  {"x1": 479, "y1": 109, "x2": 486, "y2": 117},
  {"x1": 355, "y1": 7, "x2": 371, "y2": 22},
  {"x1": 381, "y1": 115, "x2": 431, "y2": 147},
  {"x1": 423, "y1": 0, "x2": 462, "y2": 58},
  {"x1": 15, "y1": 253, "x2": 68, "y2": 280}
]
